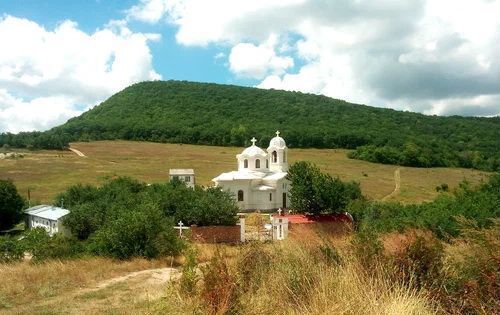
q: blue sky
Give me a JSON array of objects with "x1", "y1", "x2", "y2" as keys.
[{"x1": 0, "y1": 0, "x2": 499, "y2": 132}]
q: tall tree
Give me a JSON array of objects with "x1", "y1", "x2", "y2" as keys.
[
  {"x1": 287, "y1": 161, "x2": 361, "y2": 214},
  {"x1": 0, "y1": 179, "x2": 25, "y2": 230}
]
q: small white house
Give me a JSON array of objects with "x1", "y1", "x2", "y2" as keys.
[
  {"x1": 25, "y1": 205, "x2": 70, "y2": 236},
  {"x1": 169, "y1": 169, "x2": 195, "y2": 188}
]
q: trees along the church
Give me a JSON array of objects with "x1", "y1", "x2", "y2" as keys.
[
  {"x1": 287, "y1": 161, "x2": 362, "y2": 215},
  {"x1": 0, "y1": 179, "x2": 25, "y2": 230}
]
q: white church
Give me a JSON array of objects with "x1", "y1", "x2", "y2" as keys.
[{"x1": 212, "y1": 131, "x2": 290, "y2": 212}]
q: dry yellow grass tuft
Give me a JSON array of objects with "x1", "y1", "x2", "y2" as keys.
[
  {"x1": 0, "y1": 256, "x2": 176, "y2": 312},
  {"x1": 0, "y1": 140, "x2": 488, "y2": 204}
]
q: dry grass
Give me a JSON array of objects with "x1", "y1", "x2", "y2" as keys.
[
  {"x1": 0, "y1": 140, "x2": 488, "y2": 204},
  {"x1": 0, "y1": 256, "x2": 176, "y2": 311},
  {"x1": 154, "y1": 235, "x2": 438, "y2": 315}
]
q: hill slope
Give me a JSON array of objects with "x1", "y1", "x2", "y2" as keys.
[{"x1": 2, "y1": 80, "x2": 499, "y2": 171}]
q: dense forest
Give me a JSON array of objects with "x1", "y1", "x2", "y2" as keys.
[{"x1": 1, "y1": 80, "x2": 499, "y2": 171}]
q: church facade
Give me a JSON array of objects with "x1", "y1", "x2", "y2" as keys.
[{"x1": 212, "y1": 131, "x2": 290, "y2": 211}]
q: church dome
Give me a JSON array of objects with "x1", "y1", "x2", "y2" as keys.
[
  {"x1": 269, "y1": 131, "x2": 286, "y2": 149},
  {"x1": 240, "y1": 138, "x2": 267, "y2": 157}
]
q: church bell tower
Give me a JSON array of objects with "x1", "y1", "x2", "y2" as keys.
[{"x1": 267, "y1": 131, "x2": 288, "y2": 172}]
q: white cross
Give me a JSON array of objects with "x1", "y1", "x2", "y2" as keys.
[
  {"x1": 277, "y1": 208, "x2": 282, "y2": 216},
  {"x1": 276, "y1": 131, "x2": 280, "y2": 136},
  {"x1": 251, "y1": 137, "x2": 257, "y2": 145},
  {"x1": 174, "y1": 221, "x2": 189, "y2": 237}
]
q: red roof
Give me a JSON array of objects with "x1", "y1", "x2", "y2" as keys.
[{"x1": 279, "y1": 213, "x2": 353, "y2": 224}]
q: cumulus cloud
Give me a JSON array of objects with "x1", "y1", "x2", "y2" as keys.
[
  {"x1": 0, "y1": 15, "x2": 161, "y2": 132},
  {"x1": 229, "y1": 35, "x2": 293, "y2": 79},
  {"x1": 128, "y1": 0, "x2": 500, "y2": 116}
]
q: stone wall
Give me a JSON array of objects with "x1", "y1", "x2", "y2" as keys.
[{"x1": 189, "y1": 225, "x2": 241, "y2": 244}]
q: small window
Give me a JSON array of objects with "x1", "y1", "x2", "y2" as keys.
[
  {"x1": 266, "y1": 160, "x2": 269, "y2": 168},
  {"x1": 244, "y1": 159, "x2": 248, "y2": 168},
  {"x1": 272, "y1": 151, "x2": 277, "y2": 163},
  {"x1": 283, "y1": 152, "x2": 287, "y2": 162},
  {"x1": 269, "y1": 193, "x2": 272, "y2": 201},
  {"x1": 184, "y1": 176, "x2": 191, "y2": 182},
  {"x1": 238, "y1": 190, "x2": 244, "y2": 201},
  {"x1": 173, "y1": 175, "x2": 179, "y2": 180},
  {"x1": 255, "y1": 159, "x2": 260, "y2": 168}
]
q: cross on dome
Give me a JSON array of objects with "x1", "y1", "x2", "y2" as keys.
[
  {"x1": 251, "y1": 137, "x2": 257, "y2": 145},
  {"x1": 276, "y1": 131, "x2": 280, "y2": 136}
]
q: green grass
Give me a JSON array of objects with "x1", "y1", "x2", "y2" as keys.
[{"x1": 0, "y1": 140, "x2": 489, "y2": 204}]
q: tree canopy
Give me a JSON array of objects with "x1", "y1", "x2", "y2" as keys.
[
  {"x1": 1, "y1": 80, "x2": 498, "y2": 171},
  {"x1": 0, "y1": 179, "x2": 25, "y2": 231},
  {"x1": 286, "y1": 161, "x2": 362, "y2": 214}
]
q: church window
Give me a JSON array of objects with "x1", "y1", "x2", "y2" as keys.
[
  {"x1": 244, "y1": 159, "x2": 248, "y2": 168},
  {"x1": 238, "y1": 190, "x2": 244, "y2": 201},
  {"x1": 266, "y1": 160, "x2": 269, "y2": 168},
  {"x1": 272, "y1": 151, "x2": 277, "y2": 163},
  {"x1": 283, "y1": 152, "x2": 287, "y2": 162},
  {"x1": 184, "y1": 176, "x2": 191, "y2": 182},
  {"x1": 269, "y1": 193, "x2": 272, "y2": 201},
  {"x1": 255, "y1": 159, "x2": 260, "y2": 168}
]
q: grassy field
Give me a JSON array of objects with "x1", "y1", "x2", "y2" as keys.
[{"x1": 0, "y1": 140, "x2": 489, "y2": 204}]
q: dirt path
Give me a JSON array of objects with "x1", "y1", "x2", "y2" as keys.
[
  {"x1": 382, "y1": 168, "x2": 401, "y2": 201},
  {"x1": 69, "y1": 147, "x2": 86, "y2": 157},
  {"x1": 9, "y1": 267, "x2": 180, "y2": 315}
]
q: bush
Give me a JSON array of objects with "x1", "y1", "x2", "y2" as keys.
[
  {"x1": 21, "y1": 228, "x2": 86, "y2": 262},
  {"x1": 391, "y1": 235, "x2": 444, "y2": 288},
  {"x1": 351, "y1": 230, "x2": 384, "y2": 269},
  {"x1": 439, "y1": 218, "x2": 500, "y2": 314},
  {"x1": 0, "y1": 236, "x2": 24, "y2": 263},
  {"x1": 88, "y1": 205, "x2": 183, "y2": 259}
]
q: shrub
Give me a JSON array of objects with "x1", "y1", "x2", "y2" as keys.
[
  {"x1": 351, "y1": 229, "x2": 384, "y2": 269},
  {"x1": 439, "y1": 218, "x2": 500, "y2": 314},
  {"x1": 0, "y1": 236, "x2": 24, "y2": 263},
  {"x1": 88, "y1": 206, "x2": 183, "y2": 259},
  {"x1": 391, "y1": 235, "x2": 444, "y2": 288},
  {"x1": 179, "y1": 247, "x2": 199, "y2": 296}
]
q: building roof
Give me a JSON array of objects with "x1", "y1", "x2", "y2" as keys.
[
  {"x1": 25, "y1": 205, "x2": 70, "y2": 221},
  {"x1": 238, "y1": 138, "x2": 267, "y2": 158},
  {"x1": 169, "y1": 169, "x2": 194, "y2": 175},
  {"x1": 263, "y1": 172, "x2": 287, "y2": 181},
  {"x1": 212, "y1": 170, "x2": 267, "y2": 181},
  {"x1": 268, "y1": 131, "x2": 287, "y2": 149}
]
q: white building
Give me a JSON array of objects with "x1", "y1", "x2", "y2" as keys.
[
  {"x1": 25, "y1": 205, "x2": 70, "y2": 236},
  {"x1": 169, "y1": 169, "x2": 195, "y2": 188},
  {"x1": 213, "y1": 131, "x2": 290, "y2": 211}
]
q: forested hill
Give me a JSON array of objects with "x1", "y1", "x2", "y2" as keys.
[{"x1": 1, "y1": 80, "x2": 499, "y2": 171}]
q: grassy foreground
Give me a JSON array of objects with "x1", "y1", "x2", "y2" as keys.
[
  {"x1": 0, "y1": 140, "x2": 488, "y2": 204},
  {"x1": 1, "y1": 221, "x2": 497, "y2": 314}
]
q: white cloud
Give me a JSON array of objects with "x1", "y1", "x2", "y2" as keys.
[
  {"x1": 0, "y1": 90, "x2": 81, "y2": 133},
  {"x1": 128, "y1": 0, "x2": 500, "y2": 116},
  {"x1": 0, "y1": 15, "x2": 161, "y2": 132},
  {"x1": 229, "y1": 36, "x2": 293, "y2": 79}
]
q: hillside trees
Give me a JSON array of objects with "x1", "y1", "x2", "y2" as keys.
[
  {"x1": 287, "y1": 161, "x2": 362, "y2": 214},
  {"x1": 0, "y1": 179, "x2": 25, "y2": 230},
  {"x1": 1, "y1": 81, "x2": 499, "y2": 171}
]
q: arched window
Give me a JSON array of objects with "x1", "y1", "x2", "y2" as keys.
[
  {"x1": 266, "y1": 159, "x2": 269, "y2": 168},
  {"x1": 272, "y1": 151, "x2": 277, "y2": 163},
  {"x1": 238, "y1": 190, "x2": 244, "y2": 201},
  {"x1": 255, "y1": 159, "x2": 260, "y2": 168},
  {"x1": 244, "y1": 159, "x2": 248, "y2": 168}
]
